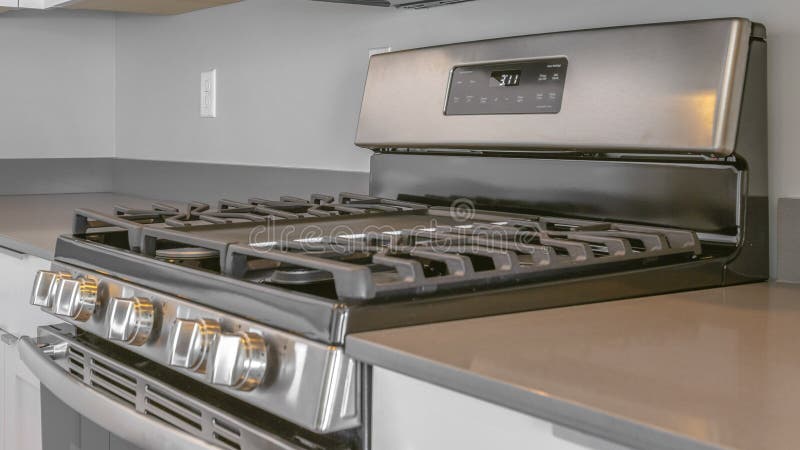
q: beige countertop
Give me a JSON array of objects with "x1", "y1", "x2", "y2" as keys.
[
  {"x1": 348, "y1": 282, "x2": 800, "y2": 450},
  {"x1": 0, "y1": 193, "x2": 160, "y2": 259}
]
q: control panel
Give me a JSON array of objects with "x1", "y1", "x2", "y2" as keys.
[
  {"x1": 30, "y1": 263, "x2": 362, "y2": 433},
  {"x1": 445, "y1": 57, "x2": 568, "y2": 115}
]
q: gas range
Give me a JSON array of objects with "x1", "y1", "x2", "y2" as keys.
[{"x1": 22, "y1": 18, "x2": 768, "y2": 450}]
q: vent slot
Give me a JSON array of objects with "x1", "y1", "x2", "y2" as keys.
[
  {"x1": 87, "y1": 356, "x2": 138, "y2": 405},
  {"x1": 213, "y1": 432, "x2": 242, "y2": 450},
  {"x1": 143, "y1": 384, "x2": 203, "y2": 434},
  {"x1": 67, "y1": 346, "x2": 86, "y2": 379},
  {"x1": 146, "y1": 385, "x2": 202, "y2": 418},
  {"x1": 213, "y1": 418, "x2": 242, "y2": 438},
  {"x1": 92, "y1": 358, "x2": 137, "y2": 386},
  {"x1": 212, "y1": 418, "x2": 243, "y2": 449},
  {"x1": 145, "y1": 399, "x2": 202, "y2": 433}
]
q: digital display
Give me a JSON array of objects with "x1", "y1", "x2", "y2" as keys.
[
  {"x1": 490, "y1": 70, "x2": 521, "y2": 87},
  {"x1": 446, "y1": 57, "x2": 567, "y2": 115}
]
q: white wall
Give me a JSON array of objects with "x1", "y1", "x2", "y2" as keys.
[
  {"x1": 113, "y1": 0, "x2": 798, "y2": 193},
  {"x1": 0, "y1": 10, "x2": 115, "y2": 159}
]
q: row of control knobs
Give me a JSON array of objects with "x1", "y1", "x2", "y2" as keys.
[{"x1": 31, "y1": 271, "x2": 268, "y2": 391}]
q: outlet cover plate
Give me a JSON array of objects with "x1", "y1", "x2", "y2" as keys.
[{"x1": 201, "y1": 69, "x2": 217, "y2": 118}]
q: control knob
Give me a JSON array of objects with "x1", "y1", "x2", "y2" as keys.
[
  {"x1": 52, "y1": 276, "x2": 99, "y2": 321},
  {"x1": 207, "y1": 332, "x2": 268, "y2": 391},
  {"x1": 30, "y1": 271, "x2": 71, "y2": 308},
  {"x1": 106, "y1": 297, "x2": 155, "y2": 346},
  {"x1": 167, "y1": 319, "x2": 221, "y2": 372}
]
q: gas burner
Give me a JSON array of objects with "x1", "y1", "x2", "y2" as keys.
[
  {"x1": 155, "y1": 247, "x2": 220, "y2": 261},
  {"x1": 263, "y1": 268, "x2": 335, "y2": 285},
  {"x1": 155, "y1": 247, "x2": 221, "y2": 271}
]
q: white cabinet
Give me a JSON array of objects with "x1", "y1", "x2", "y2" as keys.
[
  {"x1": 1, "y1": 334, "x2": 43, "y2": 450},
  {"x1": 0, "y1": 249, "x2": 52, "y2": 450},
  {"x1": 371, "y1": 368, "x2": 631, "y2": 450},
  {"x1": 0, "y1": 0, "x2": 72, "y2": 8},
  {"x1": 0, "y1": 249, "x2": 53, "y2": 338},
  {"x1": 0, "y1": 0, "x2": 241, "y2": 14}
]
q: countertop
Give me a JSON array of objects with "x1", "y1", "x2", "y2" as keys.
[
  {"x1": 0, "y1": 193, "x2": 159, "y2": 259},
  {"x1": 348, "y1": 282, "x2": 800, "y2": 450}
]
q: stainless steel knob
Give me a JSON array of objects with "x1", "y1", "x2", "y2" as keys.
[
  {"x1": 106, "y1": 297, "x2": 155, "y2": 346},
  {"x1": 167, "y1": 319, "x2": 220, "y2": 372},
  {"x1": 52, "y1": 276, "x2": 99, "y2": 321},
  {"x1": 207, "y1": 332, "x2": 268, "y2": 391},
  {"x1": 30, "y1": 271, "x2": 71, "y2": 308}
]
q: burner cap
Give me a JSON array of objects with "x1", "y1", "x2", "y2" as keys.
[
  {"x1": 266, "y1": 268, "x2": 333, "y2": 285},
  {"x1": 155, "y1": 247, "x2": 219, "y2": 261}
]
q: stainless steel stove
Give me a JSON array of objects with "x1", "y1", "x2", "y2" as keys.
[{"x1": 20, "y1": 18, "x2": 767, "y2": 450}]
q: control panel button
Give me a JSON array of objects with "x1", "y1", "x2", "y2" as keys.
[
  {"x1": 52, "y1": 277, "x2": 98, "y2": 321},
  {"x1": 106, "y1": 297, "x2": 155, "y2": 346},
  {"x1": 207, "y1": 332, "x2": 268, "y2": 391},
  {"x1": 30, "y1": 271, "x2": 70, "y2": 308},
  {"x1": 167, "y1": 319, "x2": 220, "y2": 372}
]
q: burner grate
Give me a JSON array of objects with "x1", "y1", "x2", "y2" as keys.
[
  {"x1": 73, "y1": 193, "x2": 702, "y2": 301},
  {"x1": 226, "y1": 212, "x2": 702, "y2": 300},
  {"x1": 110, "y1": 193, "x2": 429, "y2": 228}
]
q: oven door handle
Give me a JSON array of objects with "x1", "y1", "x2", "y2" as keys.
[{"x1": 17, "y1": 336, "x2": 218, "y2": 450}]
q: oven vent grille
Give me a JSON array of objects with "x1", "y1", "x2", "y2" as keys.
[
  {"x1": 143, "y1": 385, "x2": 205, "y2": 438},
  {"x1": 212, "y1": 418, "x2": 244, "y2": 450},
  {"x1": 66, "y1": 347, "x2": 86, "y2": 380},
  {"x1": 57, "y1": 343, "x2": 280, "y2": 450},
  {"x1": 89, "y1": 357, "x2": 137, "y2": 407}
]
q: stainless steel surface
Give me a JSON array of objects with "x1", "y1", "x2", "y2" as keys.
[
  {"x1": 52, "y1": 276, "x2": 98, "y2": 321},
  {"x1": 22, "y1": 326, "x2": 316, "y2": 450},
  {"x1": 36, "y1": 261, "x2": 362, "y2": 433},
  {"x1": 370, "y1": 154, "x2": 743, "y2": 237},
  {"x1": 17, "y1": 334, "x2": 220, "y2": 450},
  {"x1": 30, "y1": 271, "x2": 63, "y2": 308},
  {"x1": 356, "y1": 19, "x2": 753, "y2": 155},
  {"x1": 167, "y1": 318, "x2": 220, "y2": 372},
  {"x1": 105, "y1": 297, "x2": 155, "y2": 346},
  {"x1": 207, "y1": 332, "x2": 269, "y2": 391}
]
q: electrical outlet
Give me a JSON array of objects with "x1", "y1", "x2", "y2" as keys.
[
  {"x1": 368, "y1": 47, "x2": 392, "y2": 59},
  {"x1": 201, "y1": 69, "x2": 217, "y2": 118}
]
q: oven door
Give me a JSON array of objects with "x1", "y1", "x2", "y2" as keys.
[{"x1": 16, "y1": 325, "x2": 357, "y2": 450}]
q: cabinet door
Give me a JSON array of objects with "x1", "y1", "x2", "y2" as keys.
[
  {"x1": 0, "y1": 249, "x2": 50, "y2": 450},
  {"x1": 372, "y1": 367, "x2": 632, "y2": 450},
  {"x1": 0, "y1": 250, "x2": 55, "y2": 338},
  {"x1": 62, "y1": 0, "x2": 240, "y2": 14},
  {"x1": 2, "y1": 337, "x2": 43, "y2": 450},
  {"x1": 0, "y1": 339, "x2": 5, "y2": 448}
]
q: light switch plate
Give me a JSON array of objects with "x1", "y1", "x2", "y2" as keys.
[{"x1": 201, "y1": 69, "x2": 217, "y2": 118}]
